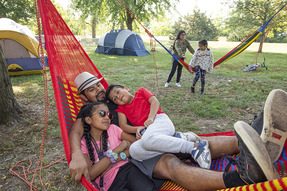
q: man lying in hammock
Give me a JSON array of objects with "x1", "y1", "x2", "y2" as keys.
[{"x1": 69, "y1": 72, "x2": 287, "y2": 190}]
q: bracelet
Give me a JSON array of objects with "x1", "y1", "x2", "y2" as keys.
[
  {"x1": 104, "y1": 150, "x2": 118, "y2": 163},
  {"x1": 119, "y1": 152, "x2": 127, "y2": 161}
]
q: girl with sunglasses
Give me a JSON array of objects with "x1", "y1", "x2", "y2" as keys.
[{"x1": 80, "y1": 102, "x2": 156, "y2": 191}]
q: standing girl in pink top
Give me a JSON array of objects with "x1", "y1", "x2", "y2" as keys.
[
  {"x1": 80, "y1": 102, "x2": 156, "y2": 191},
  {"x1": 106, "y1": 85, "x2": 212, "y2": 169}
]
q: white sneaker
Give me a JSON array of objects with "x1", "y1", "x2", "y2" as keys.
[
  {"x1": 164, "y1": 82, "x2": 169, "y2": 87},
  {"x1": 175, "y1": 132, "x2": 201, "y2": 142},
  {"x1": 182, "y1": 132, "x2": 202, "y2": 142},
  {"x1": 191, "y1": 140, "x2": 211, "y2": 169},
  {"x1": 175, "y1": 83, "x2": 181, "y2": 87}
]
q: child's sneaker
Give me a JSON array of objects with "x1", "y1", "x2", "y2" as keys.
[
  {"x1": 191, "y1": 140, "x2": 211, "y2": 169},
  {"x1": 164, "y1": 82, "x2": 169, "y2": 87},
  {"x1": 175, "y1": 131, "x2": 202, "y2": 142},
  {"x1": 176, "y1": 83, "x2": 181, "y2": 87}
]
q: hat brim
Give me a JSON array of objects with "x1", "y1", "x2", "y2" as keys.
[{"x1": 77, "y1": 77, "x2": 103, "y2": 95}]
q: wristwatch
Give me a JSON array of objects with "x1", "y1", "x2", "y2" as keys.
[{"x1": 119, "y1": 152, "x2": 127, "y2": 161}]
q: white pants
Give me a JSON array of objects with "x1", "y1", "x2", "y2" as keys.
[{"x1": 129, "y1": 114, "x2": 195, "y2": 161}]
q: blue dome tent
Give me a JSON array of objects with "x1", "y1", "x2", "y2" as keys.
[{"x1": 95, "y1": 29, "x2": 150, "y2": 56}]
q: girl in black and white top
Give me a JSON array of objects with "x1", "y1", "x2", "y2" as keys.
[{"x1": 189, "y1": 39, "x2": 214, "y2": 95}]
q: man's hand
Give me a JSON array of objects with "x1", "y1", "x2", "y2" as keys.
[{"x1": 69, "y1": 151, "x2": 90, "y2": 183}]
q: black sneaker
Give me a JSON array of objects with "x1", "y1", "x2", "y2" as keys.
[
  {"x1": 191, "y1": 86, "x2": 195, "y2": 93},
  {"x1": 200, "y1": 91, "x2": 204, "y2": 95},
  {"x1": 232, "y1": 121, "x2": 279, "y2": 184},
  {"x1": 250, "y1": 108, "x2": 264, "y2": 135}
]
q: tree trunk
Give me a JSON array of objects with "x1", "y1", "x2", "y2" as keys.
[
  {"x1": 120, "y1": 21, "x2": 124, "y2": 30},
  {"x1": 126, "y1": 11, "x2": 133, "y2": 31},
  {"x1": 258, "y1": 31, "x2": 265, "y2": 53},
  {"x1": 0, "y1": 46, "x2": 22, "y2": 125},
  {"x1": 91, "y1": 16, "x2": 96, "y2": 38}
]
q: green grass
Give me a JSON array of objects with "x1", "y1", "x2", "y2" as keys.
[
  {"x1": 86, "y1": 41, "x2": 286, "y2": 135},
  {"x1": 1, "y1": 40, "x2": 286, "y2": 190}
]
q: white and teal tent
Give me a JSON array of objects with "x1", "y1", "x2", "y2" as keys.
[
  {"x1": 95, "y1": 29, "x2": 150, "y2": 56},
  {"x1": 0, "y1": 18, "x2": 48, "y2": 75}
]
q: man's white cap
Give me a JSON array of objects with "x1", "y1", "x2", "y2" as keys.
[{"x1": 75, "y1": 72, "x2": 103, "y2": 94}]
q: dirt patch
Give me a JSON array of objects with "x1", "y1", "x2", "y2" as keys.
[{"x1": 0, "y1": 100, "x2": 83, "y2": 190}]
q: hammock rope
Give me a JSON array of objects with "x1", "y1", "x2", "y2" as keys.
[{"x1": 8, "y1": 0, "x2": 66, "y2": 190}]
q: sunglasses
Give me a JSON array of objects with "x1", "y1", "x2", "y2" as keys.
[{"x1": 99, "y1": 110, "x2": 113, "y2": 120}]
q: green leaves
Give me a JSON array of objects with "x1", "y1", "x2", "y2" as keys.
[
  {"x1": 0, "y1": 0, "x2": 35, "y2": 23},
  {"x1": 171, "y1": 9, "x2": 219, "y2": 41}
]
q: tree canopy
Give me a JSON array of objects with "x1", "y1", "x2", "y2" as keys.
[
  {"x1": 171, "y1": 9, "x2": 219, "y2": 41},
  {"x1": 71, "y1": 0, "x2": 175, "y2": 34},
  {"x1": 225, "y1": 0, "x2": 287, "y2": 45},
  {"x1": 0, "y1": 0, "x2": 35, "y2": 24}
]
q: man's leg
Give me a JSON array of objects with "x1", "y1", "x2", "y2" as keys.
[
  {"x1": 152, "y1": 121, "x2": 279, "y2": 191},
  {"x1": 153, "y1": 154, "x2": 226, "y2": 191},
  {"x1": 202, "y1": 136, "x2": 239, "y2": 159}
]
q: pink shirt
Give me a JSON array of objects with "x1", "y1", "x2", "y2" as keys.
[
  {"x1": 81, "y1": 124, "x2": 128, "y2": 191},
  {"x1": 116, "y1": 87, "x2": 164, "y2": 126}
]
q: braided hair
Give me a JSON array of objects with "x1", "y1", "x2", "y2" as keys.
[{"x1": 81, "y1": 102, "x2": 109, "y2": 164}]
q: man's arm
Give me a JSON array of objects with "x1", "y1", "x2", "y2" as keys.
[{"x1": 68, "y1": 118, "x2": 90, "y2": 182}]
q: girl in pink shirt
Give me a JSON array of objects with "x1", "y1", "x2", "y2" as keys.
[{"x1": 80, "y1": 102, "x2": 156, "y2": 191}]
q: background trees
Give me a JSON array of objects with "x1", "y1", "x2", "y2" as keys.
[
  {"x1": 170, "y1": 9, "x2": 219, "y2": 41},
  {"x1": 71, "y1": 0, "x2": 106, "y2": 38},
  {"x1": 2, "y1": 0, "x2": 285, "y2": 43},
  {"x1": 70, "y1": 0, "x2": 174, "y2": 37},
  {"x1": 0, "y1": 0, "x2": 35, "y2": 23},
  {"x1": 225, "y1": 0, "x2": 287, "y2": 52}
]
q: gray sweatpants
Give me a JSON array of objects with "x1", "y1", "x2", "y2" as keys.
[{"x1": 129, "y1": 113, "x2": 195, "y2": 161}]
